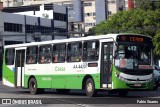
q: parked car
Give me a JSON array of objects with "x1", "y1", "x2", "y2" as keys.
[{"x1": 153, "y1": 65, "x2": 160, "y2": 90}]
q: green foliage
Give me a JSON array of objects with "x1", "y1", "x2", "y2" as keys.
[
  {"x1": 87, "y1": 1, "x2": 160, "y2": 56},
  {"x1": 85, "y1": 27, "x2": 96, "y2": 36},
  {"x1": 95, "y1": 9, "x2": 160, "y2": 37},
  {"x1": 154, "y1": 30, "x2": 160, "y2": 56},
  {"x1": 88, "y1": 9, "x2": 160, "y2": 55},
  {"x1": 135, "y1": 0, "x2": 160, "y2": 11}
]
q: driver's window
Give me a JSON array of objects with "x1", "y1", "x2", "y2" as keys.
[
  {"x1": 117, "y1": 45, "x2": 125, "y2": 59},
  {"x1": 139, "y1": 45, "x2": 151, "y2": 65}
]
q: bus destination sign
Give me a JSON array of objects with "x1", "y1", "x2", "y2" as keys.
[{"x1": 117, "y1": 35, "x2": 152, "y2": 43}]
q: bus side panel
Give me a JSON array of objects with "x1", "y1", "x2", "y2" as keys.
[
  {"x1": 65, "y1": 75, "x2": 83, "y2": 89},
  {"x1": 24, "y1": 75, "x2": 28, "y2": 88},
  {"x1": 24, "y1": 74, "x2": 100, "y2": 89},
  {"x1": 2, "y1": 62, "x2": 15, "y2": 87},
  {"x1": 36, "y1": 75, "x2": 52, "y2": 88},
  {"x1": 52, "y1": 75, "x2": 66, "y2": 89},
  {"x1": 24, "y1": 75, "x2": 52, "y2": 88},
  {"x1": 65, "y1": 74, "x2": 100, "y2": 89},
  {"x1": 52, "y1": 74, "x2": 100, "y2": 89},
  {"x1": 93, "y1": 74, "x2": 100, "y2": 89}
]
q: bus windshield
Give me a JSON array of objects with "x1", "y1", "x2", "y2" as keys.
[{"x1": 115, "y1": 43, "x2": 152, "y2": 69}]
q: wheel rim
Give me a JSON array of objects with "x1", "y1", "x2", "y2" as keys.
[{"x1": 87, "y1": 82, "x2": 92, "y2": 93}]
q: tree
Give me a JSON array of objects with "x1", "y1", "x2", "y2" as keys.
[
  {"x1": 85, "y1": 27, "x2": 96, "y2": 36},
  {"x1": 88, "y1": 9, "x2": 160, "y2": 56},
  {"x1": 135, "y1": 0, "x2": 160, "y2": 11},
  {"x1": 95, "y1": 9, "x2": 160, "y2": 36},
  {"x1": 154, "y1": 30, "x2": 160, "y2": 56}
]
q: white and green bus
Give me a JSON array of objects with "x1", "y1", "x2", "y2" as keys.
[{"x1": 2, "y1": 34, "x2": 154, "y2": 97}]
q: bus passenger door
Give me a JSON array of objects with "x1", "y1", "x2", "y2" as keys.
[
  {"x1": 15, "y1": 49, "x2": 25, "y2": 88},
  {"x1": 101, "y1": 42, "x2": 113, "y2": 89}
]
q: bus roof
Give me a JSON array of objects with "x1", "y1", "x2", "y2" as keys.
[{"x1": 4, "y1": 33, "x2": 152, "y2": 49}]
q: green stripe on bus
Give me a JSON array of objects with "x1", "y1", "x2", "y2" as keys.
[
  {"x1": 2, "y1": 48, "x2": 14, "y2": 84},
  {"x1": 3, "y1": 64, "x2": 15, "y2": 84},
  {"x1": 24, "y1": 74, "x2": 100, "y2": 89}
]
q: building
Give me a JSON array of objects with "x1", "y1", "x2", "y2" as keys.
[
  {"x1": 1, "y1": 3, "x2": 68, "y2": 45},
  {"x1": 0, "y1": 3, "x2": 68, "y2": 79},
  {"x1": 1, "y1": 0, "x2": 127, "y2": 35}
]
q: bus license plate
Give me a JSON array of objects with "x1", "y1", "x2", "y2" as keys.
[{"x1": 134, "y1": 83, "x2": 141, "y2": 87}]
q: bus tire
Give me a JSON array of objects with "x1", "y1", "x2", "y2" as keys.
[
  {"x1": 29, "y1": 78, "x2": 38, "y2": 95},
  {"x1": 85, "y1": 78, "x2": 97, "y2": 97}
]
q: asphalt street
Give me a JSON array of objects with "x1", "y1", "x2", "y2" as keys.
[{"x1": 0, "y1": 81, "x2": 160, "y2": 107}]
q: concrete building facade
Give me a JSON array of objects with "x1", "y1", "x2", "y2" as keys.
[
  {"x1": 1, "y1": 0, "x2": 127, "y2": 34},
  {"x1": 1, "y1": 3, "x2": 68, "y2": 45}
]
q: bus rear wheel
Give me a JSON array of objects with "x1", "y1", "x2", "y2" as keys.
[
  {"x1": 29, "y1": 78, "x2": 44, "y2": 94},
  {"x1": 85, "y1": 78, "x2": 97, "y2": 97}
]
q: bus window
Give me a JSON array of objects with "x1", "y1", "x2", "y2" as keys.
[
  {"x1": 139, "y1": 45, "x2": 151, "y2": 65},
  {"x1": 52, "y1": 44, "x2": 66, "y2": 63},
  {"x1": 39, "y1": 45, "x2": 52, "y2": 64},
  {"x1": 67, "y1": 42, "x2": 82, "y2": 62},
  {"x1": 5, "y1": 49, "x2": 15, "y2": 65},
  {"x1": 83, "y1": 41, "x2": 99, "y2": 61},
  {"x1": 115, "y1": 44, "x2": 152, "y2": 69},
  {"x1": 26, "y1": 46, "x2": 38, "y2": 64}
]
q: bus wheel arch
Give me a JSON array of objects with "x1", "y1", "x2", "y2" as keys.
[
  {"x1": 28, "y1": 76, "x2": 38, "y2": 95},
  {"x1": 28, "y1": 76, "x2": 44, "y2": 94},
  {"x1": 28, "y1": 75, "x2": 35, "y2": 88},
  {"x1": 82, "y1": 75, "x2": 93, "y2": 90},
  {"x1": 82, "y1": 75, "x2": 97, "y2": 97}
]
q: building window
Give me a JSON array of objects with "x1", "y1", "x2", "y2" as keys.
[
  {"x1": 83, "y1": 41, "x2": 99, "y2": 61},
  {"x1": 84, "y1": 13, "x2": 92, "y2": 17},
  {"x1": 53, "y1": 44, "x2": 66, "y2": 63},
  {"x1": 54, "y1": 28, "x2": 66, "y2": 33},
  {"x1": 4, "y1": 41, "x2": 23, "y2": 45},
  {"x1": 67, "y1": 42, "x2": 82, "y2": 62},
  {"x1": 85, "y1": 23, "x2": 95, "y2": 27},
  {"x1": 4, "y1": 22, "x2": 22, "y2": 32},
  {"x1": 54, "y1": 12, "x2": 67, "y2": 21},
  {"x1": 5, "y1": 49, "x2": 15, "y2": 65},
  {"x1": 108, "y1": 11, "x2": 112, "y2": 15},
  {"x1": 40, "y1": 26, "x2": 52, "y2": 34},
  {"x1": 26, "y1": 24, "x2": 36, "y2": 33},
  {"x1": 26, "y1": 24, "x2": 52, "y2": 34},
  {"x1": 39, "y1": 45, "x2": 52, "y2": 64},
  {"x1": 84, "y1": 2, "x2": 92, "y2": 6},
  {"x1": 93, "y1": 12, "x2": 96, "y2": 16},
  {"x1": 26, "y1": 46, "x2": 38, "y2": 64}
]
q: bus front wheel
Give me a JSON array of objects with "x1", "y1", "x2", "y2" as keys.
[
  {"x1": 29, "y1": 78, "x2": 44, "y2": 94},
  {"x1": 85, "y1": 78, "x2": 97, "y2": 97}
]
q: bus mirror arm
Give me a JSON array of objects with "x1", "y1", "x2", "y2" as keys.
[
  {"x1": 113, "y1": 52, "x2": 118, "y2": 58},
  {"x1": 113, "y1": 42, "x2": 118, "y2": 58}
]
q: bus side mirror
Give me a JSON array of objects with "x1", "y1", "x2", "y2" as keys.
[{"x1": 114, "y1": 51, "x2": 118, "y2": 58}]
